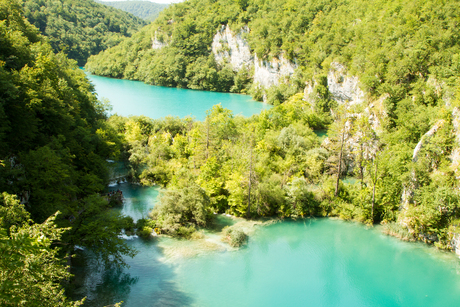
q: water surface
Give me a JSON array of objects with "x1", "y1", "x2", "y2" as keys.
[
  {"x1": 72, "y1": 183, "x2": 460, "y2": 307},
  {"x1": 86, "y1": 73, "x2": 271, "y2": 120}
]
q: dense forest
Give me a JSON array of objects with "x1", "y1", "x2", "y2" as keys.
[
  {"x1": 20, "y1": 0, "x2": 146, "y2": 65},
  {"x1": 96, "y1": 0, "x2": 169, "y2": 22},
  {"x1": 2, "y1": 0, "x2": 460, "y2": 305},
  {"x1": 0, "y1": 1, "x2": 135, "y2": 305},
  {"x1": 86, "y1": 0, "x2": 460, "y2": 104},
  {"x1": 85, "y1": 0, "x2": 460, "y2": 251}
]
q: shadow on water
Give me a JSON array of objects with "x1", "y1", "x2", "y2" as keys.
[{"x1": 68, "y1": 240, "x2": 195, "y2": 307}]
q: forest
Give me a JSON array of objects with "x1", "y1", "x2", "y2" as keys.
[
  {"x1": 2, "y1": 0, "x2": 460, "y2": 305},
  {"x1": 85, "y1": 0, "x2": 460, "y2": 248},
  {"x1": 0, "y1": 1, "x2": 135, "y2": 305},
  {"x1": 20, "y1": 0, "x2": 146, "y2": 65},
  {"x1": 86, "y1": 0, "x2": 460, "y2": 105},
  {"x1": 96, "y1": 0, "x2": 169, "y2": 22}
]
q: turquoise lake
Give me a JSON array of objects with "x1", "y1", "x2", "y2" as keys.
[
  {"x1": 85, "y1": 73, "x2": 271, "y2": 121},
  {"x1": 71, "y1": 183, "x2": 460, "y2": 307},
  {"x1": 71, "y1": 75, "x2": 460, "y2": 306}
]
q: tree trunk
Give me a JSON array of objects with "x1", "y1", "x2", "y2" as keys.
[
  {"x1": 247, "y1": 138, "x2": 253, "y2": 218},
  {"x1": 371, "y1": 160, "x2": 378, "y2": 223},
  {"x1": 360, "y1": 143, "x2": 364, "y2": 188},
  {"x1": 205, "y1": 117, "x2": 210, "y2": 161},
  {"x1": 335, "y1": 129, "x2": 345, "y2": 197}
]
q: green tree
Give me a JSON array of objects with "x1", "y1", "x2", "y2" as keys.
[{"x1": 0, "y1": 192, "x2": 84, "y2": 307}]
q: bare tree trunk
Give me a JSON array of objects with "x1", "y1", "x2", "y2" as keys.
[
  {"x1": 205, "y1": 117, "x2": 210, "y2": 161},
  {"x1": 247, "y1": 137, "x2": 253, "y2": 218},
  {"x1": 335, "y1": 129, "x2": 345, "y2": 197},
  {"x1": 371, "y1": 160, "x2": 378, "y2": 223},
  {"x1": 360, "y1": 143, "x2": 364, "y2": 188}
]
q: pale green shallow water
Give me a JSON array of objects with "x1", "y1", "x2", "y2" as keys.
[
  {"x1": 85, "y1": 73, "x2": 271, "y2": 121},
  {"x1": 71, "y1": 183, "x2": 460, "y2": 307}
]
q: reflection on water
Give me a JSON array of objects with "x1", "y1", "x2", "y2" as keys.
[{"x1": 70, "y1": 183, "x2": 460, "y2": 307}]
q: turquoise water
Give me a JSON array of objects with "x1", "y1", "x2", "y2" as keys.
[
  {"x1": 85, "y1": 73, "x2": 271, "y2": 120},
  {"x1": 72, "y1": 183, "x2": 460, "y2": 307}
]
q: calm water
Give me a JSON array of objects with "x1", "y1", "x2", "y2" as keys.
[
  {"x1": 71, "y1": 183, "x2": 460, "y2": 307},
  {"x1": 85, "y1": 73, "x2": 271, "y2": 120}
]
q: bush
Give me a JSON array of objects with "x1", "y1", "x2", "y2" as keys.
[
  {"x1": 177, "y1": 225, "x2": 197, "y2": 239},
  {"x1": 120, "y1": 216, "x2": 135, "y2": 234},
  {"x1": 382, "y1": 222, "x2": 414, "y2": 241},
  {"x1": 222, "y1": 226, "x2": 248, "y2": 247},
  {"x1": 138, "y1": 226, "x2": 154, "y2": 238},
  {"x1": 135, "y1": 218, "x2": 156, "y2": 238}
]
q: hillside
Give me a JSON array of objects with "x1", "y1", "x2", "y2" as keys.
[
  {"x1": 20, "y1": 0, "x2": 147, "y2": 65},
  {"x1": 0, "y1": 1, "x2": 135, "y2": 304},
  {"x1": 86, "y1": 0, "x2": 460, "y2": 103},
  {"x1": 97, "y1": 0, "x2": 169, "y2": 22},
  {"x1": 86, "y1": 0, "x2": 460, "y2": 251}
]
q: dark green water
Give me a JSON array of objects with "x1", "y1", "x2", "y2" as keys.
[
  {"x1": 85, "y1": 73, "x2": 271, "y2": 120},
  {"x1": 72, "y1": 183, "x2": 460, "y2": 307}
]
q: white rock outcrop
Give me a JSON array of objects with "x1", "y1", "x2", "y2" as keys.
[
  {"x1": 450, "y1": 107, "x2": 460, "y2": 178},
  {"x1": 211, "y1": 25, "x2": 252, "y2": 71},
  {"x1": 253, "y1": 54, "x2": 297, "y2": 88},
  {"x1": 412, "y1": 119, "x2": 445, "y2": 162},
  {"x1": 451, "y1": 233, "x2": 460, "y2": 256},
  {"x1": 327, "y1": 62, "x2": 364, "y2": 105},
  {"x1": 211, "y1": 25, "x2": 297, "y2": 88},
  {"x1": 152, "y1": 31, "x2": 167, "y2": 50}
]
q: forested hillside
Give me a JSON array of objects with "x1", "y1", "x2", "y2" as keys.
[
  {"x1": 86, "y1": 0, "x2": 460, "y2": 104},
  {"x1": 97, "y1": 0, "x2": 169, "y2": 22},
  {"x1": 0, "y1": 1, "x2": 135, "y2": 304},
  {"x1": 20, "y1": 0, "x2": 146, "y2": 65},
  {"x1": 89, "y1": 0, "x2": 460, "y2": 252}
]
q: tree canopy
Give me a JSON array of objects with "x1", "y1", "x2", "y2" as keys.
[
  {"x1": 0, "y1": 0, "x2": 136, "y2": 296},
  {"x1": 86, "y1": 0, "x2": 460, "y2": 106},
  {"x1": 96, "y1": 0, "x2": 169, "y2": 22},
  {"x1": 20, "y1": 0, "x2": 147, "y2": 65}
]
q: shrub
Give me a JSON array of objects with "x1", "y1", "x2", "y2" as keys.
[{"x1": 222, "y1": 226, "x2": 247, "y2": 247}]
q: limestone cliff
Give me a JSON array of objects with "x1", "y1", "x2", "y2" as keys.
[
  {"x1": 211, "y1": 25, "x2": 252, "y2": 71},
  {"x1": 253, "y1": 54, "x2": 297, "y2": 88},
  {"x1": 152, "y1": 31, "x2": 167, "y2": 49},
  {"x1": 211, "y1": 25, "x2": 297, "y2": 89},
  {"x1": 327, "y1": 62, "x2": 365, "y2": 105}
]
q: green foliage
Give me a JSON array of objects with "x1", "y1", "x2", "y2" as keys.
[
  {"x1": 222, "y1": 225, "x2": 247, "y2": 247},
  {"x1": 151, "y1": 183, "x2": 211, "y2": 236},
  {"x1": 0, "y1": 193, "x2": 83, "y2": 307},
  {"x1": 0, "y1": 2, "x2": 136, "y2": 270},
  {"x1": 135, "y1": 218, "x2": 156, "y2": 238},
  {"x1": 86, "y1": 0, "x2": 460, "y2": 107},
  {"x1": 20, "y1": 0, "x2": 146, "y2": 65},
  {"x1": 96, "y1": 1, "x2": 169, "y2": 22}
]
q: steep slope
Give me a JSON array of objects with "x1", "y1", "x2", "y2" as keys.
[
  {"x1": 20, "y1": 0, "x2": 147, "y2": 65},
  {"x1": 0, "y1": 0, "x2": 135, "y2": 270},
  {"x1": 87, "y1": 0, "x2": 460, "y2": 252},
  {"x1": 86, "y1": 0, "x2": 460, "y2": 104},
  {"x1": 96, "y1": 0, "x2": 169, "y2": 21}
]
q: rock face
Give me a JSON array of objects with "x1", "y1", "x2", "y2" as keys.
[
  {"x1": 253, "y1": 54, "x2": 297, "y2": 88},
  {"x1": 152, "y1": 31, "x2": 167, "y2": 49},
  {"x1": 211, "y1": 25, "x2": 297, "y2": 88},
  {"x1": 412, "y1": 119, "x2": 445, "y2": 162},
  {"x1": 450, "y1": 107, "x2": 460, "y2": 179},
  {"x1": 211, "y1": 25, "x2": 252, "y2": 71},
  {"x1": 450, "y1": 232, "x2": 460, "y2": 256},
  {"x1": 327, "y1": 62, "x2": 365, "y2": 105}
]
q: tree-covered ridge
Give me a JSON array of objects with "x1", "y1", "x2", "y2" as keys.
[
  {"x1": 0, "y1": 1, "x2": 135, "y2": 303},
  {"x1": 86, "y1": 0, "x2": 460, "y2": 105},
  {"x1": 96, "y1": 0, "x2": 169, "y2": 22},
  {"x1": 20, "y1": 0, "x2": 147, "y2": 66}
]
